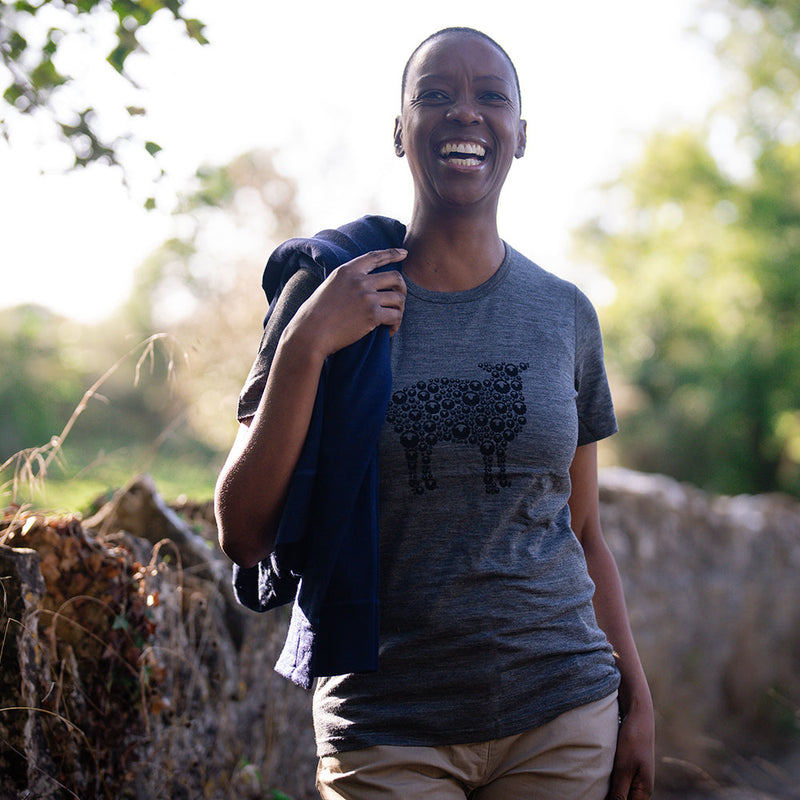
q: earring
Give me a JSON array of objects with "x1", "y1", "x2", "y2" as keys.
[{"x1": 395, "y1": 142, "x2": 405, "y2": 157}]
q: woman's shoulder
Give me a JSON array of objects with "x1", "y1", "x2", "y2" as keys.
[
  {"x1": 504, "y1": 244, "x2": 583, "y2": 299},
  {"x1": 504, "y1": 245, "x2": 604, "y2": 332}
]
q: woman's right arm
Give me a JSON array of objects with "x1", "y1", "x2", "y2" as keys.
[{"x1": 214, "y1": 247, "x2": 407, "y2": 568}]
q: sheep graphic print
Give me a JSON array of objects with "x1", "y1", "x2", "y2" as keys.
[{"x1": 386, "y1": 362, "x2": 530, "y2": 494}]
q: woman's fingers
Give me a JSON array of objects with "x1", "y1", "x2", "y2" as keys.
[
  {"x1": 373, "y1": 285, "x2": 406, "y2": 336},
  {"x1": 347, "y1": 272, "x2": 406, "y2": 336},
  {"x1": 606, "y1": 710, "x2": 655, "y2": 800},
  {"x1": 344, "y1": 247, "x2": 408, "y2": 275},
  {"x1": 332, "y1": 247, "x2": 407, "y2": 313}
]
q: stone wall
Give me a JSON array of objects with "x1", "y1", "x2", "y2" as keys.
[
  {"x1": 2, "y1": 470, "x2": 800, "y2": 799},
  {"x1": 600, "y1": 468, "x2": 800, "y2": 797},
  {"x1": 1, "y1": 479, "x2": 317, "y2": 800}
]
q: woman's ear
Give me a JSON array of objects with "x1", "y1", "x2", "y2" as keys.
[
  {"x1": 394, "y1": 116, "x2": 405, "y2": 157},
  {"x1": 515, "y1": 119, "x2": 527, "y2": 159}
]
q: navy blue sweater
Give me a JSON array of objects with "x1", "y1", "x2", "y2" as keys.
[{"x1": 232, "y1": 215, "x2": 406, "y2": 689}]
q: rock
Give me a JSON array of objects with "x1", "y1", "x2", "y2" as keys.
[
  {"x1": 599, "y1": 468, "x2": 800, "y2": 795},
  {"x1": 1, "y1": 486, "x2": 317, "y2": 800},
  {"x1": 0, "y1": 543, "x2": 59, "y2": 799},
  {"x1": 85, "y1": 473, "x2": 247, "y2": 650}
]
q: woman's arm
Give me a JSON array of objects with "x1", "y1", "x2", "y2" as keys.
[
  {"x1": 569, "y1": 442, "x2": 655, "y2": 800},
  {"x1": 214, "y1": 248, "x2": 407, "y2": 568}
]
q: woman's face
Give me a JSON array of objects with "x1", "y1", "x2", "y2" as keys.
[{"x1": 395, "y1": 33, "x2": 527, "y2": 214}]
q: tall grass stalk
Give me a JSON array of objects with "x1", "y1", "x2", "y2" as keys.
[{"x1": 0, "y1": 333, "x2": 187, "y2": 507}]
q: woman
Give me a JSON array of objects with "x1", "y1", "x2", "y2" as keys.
[{"x1": 215, "y1": 27, "x2": 655, "y2": 800}]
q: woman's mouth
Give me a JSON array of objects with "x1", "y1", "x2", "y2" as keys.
[{"x1": 438, "y1": 141, "x2": 486, "y2": 167}]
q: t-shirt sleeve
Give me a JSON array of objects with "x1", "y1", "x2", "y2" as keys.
[
  {"x1": 237, "y1": 264, "x2": 323, "y2": 422},
  {"x1": 574, "y1": 287, "x2": 617, "y2": 446}
]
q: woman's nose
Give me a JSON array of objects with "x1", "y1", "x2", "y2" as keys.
[{"x1": 445, "y1": 98, "x2": 481, "y2": 124}]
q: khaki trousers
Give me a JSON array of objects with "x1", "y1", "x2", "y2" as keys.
[{"x1": 317, "y1": 691, "x2": 619, "y2": 800}]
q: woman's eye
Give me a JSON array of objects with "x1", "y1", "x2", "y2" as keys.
[
  {"x1": 418, "y1": 90, "x2": 449, "y2": 102},
  {"x1": 481, "y1": 91, "x2": 508, "y2": 103}
]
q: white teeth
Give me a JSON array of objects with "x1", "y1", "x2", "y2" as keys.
[{"x1": 439, "y1": 141, "x2": 486, "y2": 158}]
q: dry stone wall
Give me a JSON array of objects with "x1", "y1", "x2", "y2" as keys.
[
  {"x1": 1, "y1": 470, "x2": 799, "y2": 799},
  {"x1": 1, "y1": 477, "x2": 316, "y2": 800},
  {"x1": 600, "y1": 468, "x2": 800, "y2": 796}
]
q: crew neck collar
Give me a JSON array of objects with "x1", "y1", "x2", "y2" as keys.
[{"x1": 404, "y1": 243, "x2": 512, "y2": 304}]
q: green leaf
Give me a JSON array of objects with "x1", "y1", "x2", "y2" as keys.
[
  {"x1": 8, "y1": 31, "x2": 28, "y2": 60},
  {"x1": 144, "y1": 197, "x2": 156, "y2": 210},
  {"x1": 112, "y1": 614, "x2": 130, "y2": 631},
  {"x1": 184, "y1": 17, "x2": 209, "y2": 45},
  {"x1": 3, "y1": 84, "x2": 24, "y2": 105},
  {"x1": 107, "y1": 45, "x2": 128, "y2": 73},
  {"x1": 161, "y1": 0, "x2": 183, "y2": 18},
  {"x1": 144, "y1": 140, "x2": 162, "y2": 156},
  {"x1": 43, "y1": 28, "x2": 63, "y2": 58},
  {"x1": 107, "y1": 25, "x2": 138, "y2": 72},
  {"x1": 113, "y1": 0, "x2": 154, "y2": 25},
  {"x1": 29, "y1": 58, "x2": 67, "y2": 91}
]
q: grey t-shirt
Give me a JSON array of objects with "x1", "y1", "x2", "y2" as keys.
[
  {"x1": 237, "y1": 244, "x2": 620, "y2": 756},
  {"x1": 311, "y1": 245, "x2": 620, "y2": 755}
]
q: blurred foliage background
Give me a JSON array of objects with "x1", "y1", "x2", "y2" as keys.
[
  {"x1": 574, "y1": 0, "x2": 800, "y2": 497},
  {"x1": 1, "y1": 0, "x2": 799, "y2": 509},
  {"x1": 0, "y1": 147, "x2": 302, "y2": 509}
]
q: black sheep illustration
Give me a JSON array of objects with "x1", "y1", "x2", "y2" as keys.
[{"x1": 386, "y1": 362, "x2": 529, "y2": 494}]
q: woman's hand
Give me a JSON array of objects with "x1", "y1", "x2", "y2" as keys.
[
  {"x1": 286, "y1": 247, "x2": 407, "y2": 361},
  {"x1": 607, "y1": 694, "x2": 655, "y2": 800}
]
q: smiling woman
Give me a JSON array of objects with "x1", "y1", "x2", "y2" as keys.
[
  {"x1": 394, "y1": 29, "x2": 526, "y2": 249},
  {"x1": 214, "y1": 26, "x2": 654, "y2": 800}
]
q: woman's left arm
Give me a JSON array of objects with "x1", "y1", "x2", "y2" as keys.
[{"x1": 569, "y1": 442, "x2": 655, "y2": 800}]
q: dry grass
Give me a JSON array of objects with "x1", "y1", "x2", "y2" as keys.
[{"x1": 0, "y1": 333, "x2": 186, "y2": 509}]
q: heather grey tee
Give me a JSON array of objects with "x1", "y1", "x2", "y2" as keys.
[{"x1": 311, "y1": 245, "x2": 620, "y2": 755}]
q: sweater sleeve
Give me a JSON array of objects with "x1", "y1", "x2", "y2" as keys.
[{"x1": 237, "y1": 263, "x2": 323, "y2": 422}]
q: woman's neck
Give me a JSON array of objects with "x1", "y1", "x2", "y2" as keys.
[{"x1": 401, "y1": 208, "x2": 505, "y2": 292}]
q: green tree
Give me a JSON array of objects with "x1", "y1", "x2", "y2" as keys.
[
  {"x1": 575, "y1": 0, "x2": 800, "y2": 496},
  {"x1": 0, "y1": 0, "x2": 207, "y2": 180}
]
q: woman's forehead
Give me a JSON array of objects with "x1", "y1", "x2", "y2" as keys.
[{"x1": 405, "y1": 34, "x2": 517, "y2": 91}]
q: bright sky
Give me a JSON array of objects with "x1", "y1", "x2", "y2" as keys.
[{"x1": 0, "y1": 0, "x2": 725, "y2": 323}]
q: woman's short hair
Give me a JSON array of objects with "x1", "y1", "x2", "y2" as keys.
[{"x1": 401, "y1": 28, "x2": 522, "y2": 110}]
